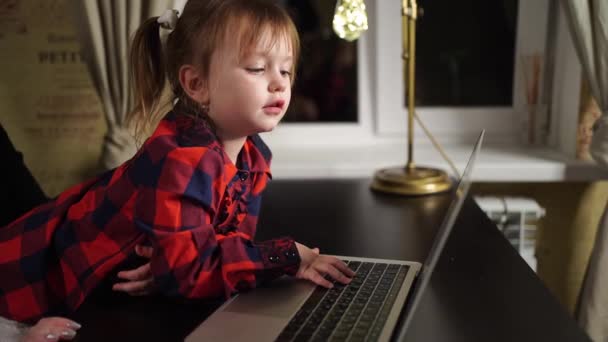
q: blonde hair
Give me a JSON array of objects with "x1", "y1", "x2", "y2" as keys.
[{"x1": 127, "y1": 0, "x2": 300, "y2": 140}]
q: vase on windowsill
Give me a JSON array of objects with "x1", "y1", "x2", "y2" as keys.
[{"x1": 576, "y1": 94, "x2": 601, "y2": 161}]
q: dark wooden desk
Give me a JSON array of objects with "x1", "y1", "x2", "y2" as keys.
[{"x1": 72, "y1": 179, "x2": 590, "y2": 341}]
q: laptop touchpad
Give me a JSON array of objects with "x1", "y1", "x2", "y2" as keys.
[{"x1": 224, "y1": 277, "x2": 316, "y2": 318}]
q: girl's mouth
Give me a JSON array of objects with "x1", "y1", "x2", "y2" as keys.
[
  {"x1": 263, "y1": 100, "x2": 285, "y2": 115},
  {"x1": 264, "y1": 100, "x2": 285, "y2": 109}
]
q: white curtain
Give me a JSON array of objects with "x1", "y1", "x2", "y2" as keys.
[
  {"x1": 561, "y1": 1, "x2": 608, "y2": 341},
  {"x1": 71, "y1": 0, "x2": 187, "y2": 170}
]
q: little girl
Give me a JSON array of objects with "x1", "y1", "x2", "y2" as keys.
[{"x1": 0, "y1": 0, "x2": 354, "y2": 338}]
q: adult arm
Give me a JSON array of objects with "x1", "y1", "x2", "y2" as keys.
[{"x1": 0, "y1": 125, "x2": 48, "y2": 226}]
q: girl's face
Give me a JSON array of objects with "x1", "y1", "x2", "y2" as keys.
[{"x1": 206, "y1": 29, "x2": 293, "y2": 141}]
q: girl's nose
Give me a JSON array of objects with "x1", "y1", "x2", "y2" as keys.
[
  {"x1": 269, "y1": 73, "x2": 287, "y2": 93},
  {"x1": 270, "y1": 83, "x2": 284, "y2": 93}
]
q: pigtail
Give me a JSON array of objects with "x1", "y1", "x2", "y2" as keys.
[{"x1": 127, "y1": 17, "x2": 167, "y2": 142}]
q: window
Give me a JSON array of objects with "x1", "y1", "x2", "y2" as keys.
[
  {"x1": 415, "y1": 0, "x2": 518, "y2": 106},
  {"x1": 284, "y1": 1, "x2": 358, "y2": 123},
  {"x1": 265, "y1": 0, "x2": 576, "y2": 152}
]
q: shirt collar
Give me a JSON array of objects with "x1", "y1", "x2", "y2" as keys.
[
  {"x1": 243, "y1": 134, "x2": 272, "y2": 176},
  {"x1": 162, "y1": 110, "x2": 272, "y2": 177}
]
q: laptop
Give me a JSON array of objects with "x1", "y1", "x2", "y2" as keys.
[{"x1": 187, "y1": 131, "x2": 484, "y2": 342}]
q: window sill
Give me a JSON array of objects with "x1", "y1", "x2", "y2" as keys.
[{"x1": 269, "y1": 142, "x2": 608, "y2": 182}]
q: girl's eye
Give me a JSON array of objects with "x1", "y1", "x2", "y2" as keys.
[
  {"x1": 246, "y1": 67, "x2": 264, "y2": 73},
  {"x1": 280, "y1": 70, "x2": 292, "y2": 77}
]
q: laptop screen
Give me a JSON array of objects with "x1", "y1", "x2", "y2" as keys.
[{"x1": 396, "y1": 130, "x2": 484, "y2": 336}]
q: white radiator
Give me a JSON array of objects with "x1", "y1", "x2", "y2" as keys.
[{"x1": 474, "y1": 196, "x2": 546, "y2": 272}]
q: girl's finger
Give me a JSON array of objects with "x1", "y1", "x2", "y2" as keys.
[
  {"x1": 135, "y1": 245, "x2": 154, "y2": 258},
  {"x1": 43, "y1": 331, "x2": 59, "y2": 341},
  {"x1": 116, "y1": 263, "x2": 152, "y2": 281},
  {"x1": 42, "y1": 317, "x2": 82, "y2": 331},
  {"x1": 310, "y1": 271, "x2": 334, "y2": 288},
  {"x1": 112, "y1": 278, "x2": 154, "y2": 293},
  {"x1": 323, "y1": 263, "x2": 352, "y2": 285},
  {"x1": 37, "y1": 328, "x2": 77, "y2": 341},
  {"x1": 56, "y1": 328, "x2": 78, "y2": 340},
  {"x1": 330, "y1": 258, "x2": 356, "y2": 277}
]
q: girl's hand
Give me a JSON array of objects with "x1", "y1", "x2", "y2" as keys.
[
  {"x1": 295, "y1": 242, "x2": 355, "y2": 288},
  {"x1": 112, "y1": 245, "x2": 155, "y2": 296},
  {"x1": 21, "y1": 317, "x2": 81, "y2": 341}
]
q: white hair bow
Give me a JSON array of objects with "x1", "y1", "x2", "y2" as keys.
[{"x1": 157, "y1": 9, "x2": 179, "y2": 30}]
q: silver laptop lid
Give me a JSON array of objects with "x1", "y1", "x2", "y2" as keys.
[{"x1": 396, "y1": 130, "x2": 484, "y2": 336}]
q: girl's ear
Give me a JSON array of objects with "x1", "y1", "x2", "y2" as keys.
[{"x1": 178, "y1": 64, "x2": 209, "y2": 104}]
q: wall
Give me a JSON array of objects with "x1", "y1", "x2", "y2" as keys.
[{"x1": 0, "y1": 0, "x2": 106, "y2": 196}]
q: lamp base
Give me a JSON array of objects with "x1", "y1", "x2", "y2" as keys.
[{"x1": 371, "y1": 165, "x2": 452, "y2": 196}]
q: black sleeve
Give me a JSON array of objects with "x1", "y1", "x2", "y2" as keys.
[{"x1": 0, "y1": 124, "x2": 49, "y2": 226}]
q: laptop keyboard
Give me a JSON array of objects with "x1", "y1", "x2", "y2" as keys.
[{"x1": 275, "y1": 261, "x2": 410, "y2": 342}]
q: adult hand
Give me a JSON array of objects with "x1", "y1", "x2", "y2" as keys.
[
  {"x1": 21, "y1": 317, "x2": 81, "y2": 341},
  {"x1": 294, "y1": 242, "x2": 355, "y2": 288},
  {"x1": 112, "y1": 245, "x2": 155, "y2": 296}
]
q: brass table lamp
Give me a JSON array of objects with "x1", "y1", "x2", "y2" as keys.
[{"x1": 334, "y1": 0, "x2": 452, "y2": 195}]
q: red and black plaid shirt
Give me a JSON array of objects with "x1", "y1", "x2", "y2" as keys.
[{"x1": 0, "y1": 110, "x2": 300, "y2": 323}]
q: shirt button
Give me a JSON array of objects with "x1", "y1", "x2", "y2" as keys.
[
  {"x1": 284, "y1": 251, "x2": 297, "y2": 259},
  {"x1": 239, "y1": 171, "x2": 249, "y2": 181},
  {"x1": 268, "y1": 255, "x2": 280, "y2": 263}
]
